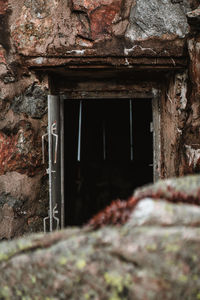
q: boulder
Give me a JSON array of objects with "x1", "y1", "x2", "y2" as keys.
[{"x1": 0, "y1": 175, "x2": 200, "y2": 299}]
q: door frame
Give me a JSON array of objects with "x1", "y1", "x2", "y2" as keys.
[
  {"x1": 53, "y1": 93, "x2": 161, "y2": 228},
  {"x1": 47, "y1": 68, "x2": 162, "y2": 230}
]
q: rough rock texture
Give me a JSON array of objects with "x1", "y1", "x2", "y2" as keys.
[
  {"x1": 0, "y1": 172, "x2": 48, "y2": 239},
  {"x1": 0, "y1": 121, "x2": 41, "y2": 175},
  {"x1": 88, "y1": 174, "x2": 200, "y2": 229},
  {"x1": 183, "y1": 6, "x2": 200, "y2": 175},
  {"x1": 11, "y1": 83, "x2": 47, "y2": 119},
  {"x1": 0, "y1": 176, "x2": 200, "y2": 299},
  {"x1": 127, "y1": 0, "x2": 190, "y2": 40},
  {"x1": 9, "y1": 0, "x2": 195, "y2": 57},
  {"x1": 0, "y1": 0, "x2": 50, "y2": 236},
  {"x1": 0, "y1": 75, "x2": 49, "y2": 237},
  {"x1": 0, "y1": 78, "x2": 48, "y2": 237},
  {"x1": 124, "y1": 0, "x2": 190, "y2": 57}
]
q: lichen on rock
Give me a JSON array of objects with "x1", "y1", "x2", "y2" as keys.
[{"x1": 0, "y1": 176, "x2": 200, "y2": 299}]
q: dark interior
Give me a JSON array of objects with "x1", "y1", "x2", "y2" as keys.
[{"x1": 64, "y1": 99, "x2": 153, "y2": 226}]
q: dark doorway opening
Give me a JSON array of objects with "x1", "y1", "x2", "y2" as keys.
[{"x1": 64, "y1": 99, "x2": 153, "y2": 226}]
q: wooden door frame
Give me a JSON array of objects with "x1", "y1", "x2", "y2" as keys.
[
  {"x1": 48, "y1": 69, "x2": 162, "y2": 228},
  {"x1": 57, "y1": 93, "x2": 161, "y2": 227}
]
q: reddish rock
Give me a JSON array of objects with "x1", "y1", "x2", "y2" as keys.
[
  {"x1": 73, "y1": 0, "x2": 122, "y2": 40},
  {"x1": 72, "y1": 0, "x2": 116, "y2": 13},
  {"x1": 0, "y1": 121, "x2": 43, "y2": 176},
  {"x1": 0, "y1": 46, "x2": 6, "y2": 64},
  {"x1": 0, "y1": 172, "x2": 48, "y2": 239},
  {"x1": 90, "y1": 0, "x2": 122, "y2": 40},
  {"x1": 0, "y1": 0, "x2": 8, "y2": 15},
  {"x1": 10, "y1": 0, "x2": 192, "y2": 56}
]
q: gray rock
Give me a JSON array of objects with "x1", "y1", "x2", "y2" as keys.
[
  {"x1": 1, "y1": 73, "x2": 16, "y2": 84},
  {"x1": 11, "y1": 84, "x2": 47, "y2": 119},
  {"x1": 126, "y1": 197, "x2": 200, "y2": 227},
  {"x1": 0, "y1": 175, "x2": 200, "y2": 298},
  {"x1": 0, "y1": 223, "x2": 200, "y2": 298},
  {"x1": 24, "y1": 0, "x2": 50, "y2": 19},
  {"x1": 0, "y1": 194, "x2": 23, "y2": 209},
  {"x1": 126, "y1": 0, "x2": 190, "y2": 42}
]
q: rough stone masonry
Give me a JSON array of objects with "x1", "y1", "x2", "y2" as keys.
[{"x1": 0, "y1": 0, "x2": 200, "y2": 237}]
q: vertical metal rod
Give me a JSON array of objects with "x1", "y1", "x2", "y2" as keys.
[
  {"x1": 103, "y1": 120, "x2": 106, "y2": 160},
  {"x1": 51, "y1": 122, "x2": 58, "y2": 164},
  {"x1": 48, "y1": 96, "x2": 53, "y2": 232},
  {"x1": 77, "y1": 100, "x2": 82, "y2": 162},
  {"x1": 129, "y1": 99, "x2": 133, "y2": 161},
  {"x1": 60, "y1": 96, "x2": 65, "y2": 229}
]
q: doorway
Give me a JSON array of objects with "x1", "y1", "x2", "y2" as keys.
[{"x1": 64, "y1": 99, "x2": 153, "y2": 226}]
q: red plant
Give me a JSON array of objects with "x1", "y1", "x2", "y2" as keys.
[
  {"x1": 87, "y1": 176, "x2": 200, "y2": 229},
  {"x1": 87, "y1": 196, "x2": 139, "y2": 229}
]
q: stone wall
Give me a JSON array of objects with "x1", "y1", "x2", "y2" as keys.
[
  {"x1": 0, "y1": 0, "x2": 49, "y2": 236},
  {"x1": 0, "y1": 0, "x2": 199, "y2": 238},
  {"x1": 0, "y1": 79, "x2": 49, "y2": 238},
  {"x1": 8, "y1": 0, "x2": 193, "y2": 57}
]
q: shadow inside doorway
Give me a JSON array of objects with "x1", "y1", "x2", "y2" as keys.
[{"x1": 64, "y1": 99, "x2": 153, "y2": 226}]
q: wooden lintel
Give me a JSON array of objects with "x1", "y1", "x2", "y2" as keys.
[{"x1": 26, "y1": 56, "x2": 187, "y2": 71}]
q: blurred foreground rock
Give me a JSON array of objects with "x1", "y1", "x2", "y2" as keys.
[{"x1": 0, "y1": 175, "x2": 200, "y2": 299}]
